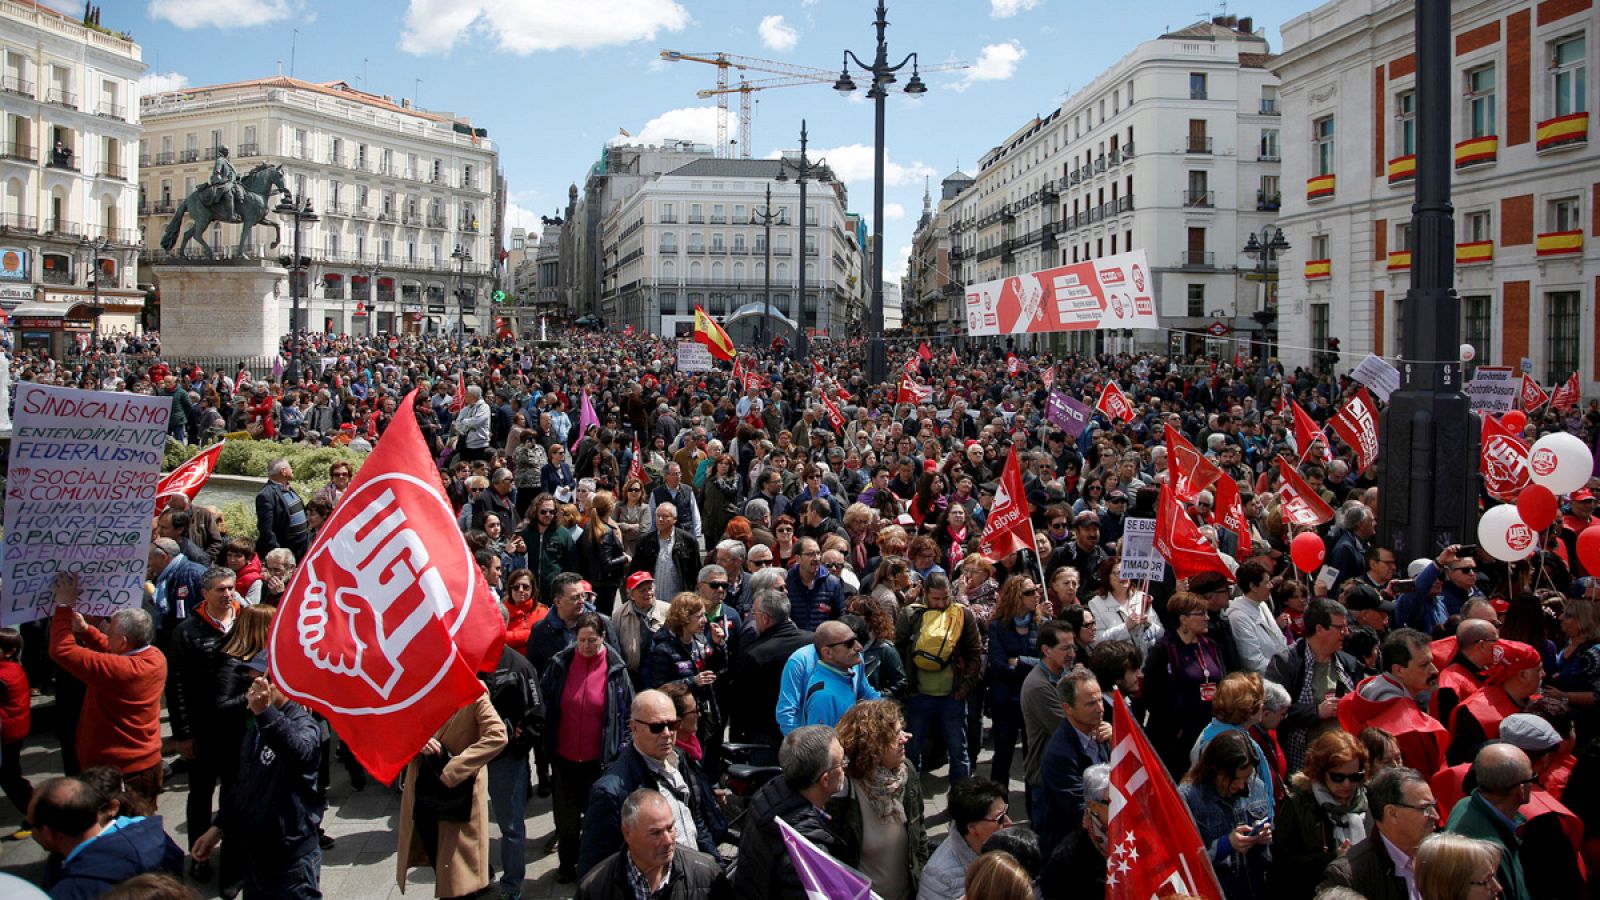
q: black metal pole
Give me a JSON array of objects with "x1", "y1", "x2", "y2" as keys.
[
  {"x1": 762, "y1": 184, "x2": 773, "y2": 347},
  {"x1": 1377, "y1": 0, "x2": 1478, "y2": 556},
  {"x1": 866, "y1": 33, "x2": 889, "y2": 387},
  {"x1": 797, "y1": 120, "x2": 809, "y2": 361}
]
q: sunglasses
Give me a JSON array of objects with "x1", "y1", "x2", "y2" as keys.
[
  {"x1": 1326, "y1": 770, "x2": 1365, "y2": 785},
  {"x1": 633, "y1": 719, "x2": 679, "y2": 734},
  {"x1": 706, "y1": 582, "x2": 729, "y2": 591},
  {"x1": 825, "y1": 638, "x2": 862, "y2": 650}
]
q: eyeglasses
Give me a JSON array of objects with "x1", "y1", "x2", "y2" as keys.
[
  {"x1": 1326, "y1": 769, "x2": 1366, "y2": 785},
  {"x1": 825, "y1": 638, "x2": 862, "y2": 650},
  {"x1": 1453, "y1": 566, "x2": 1477, "y2": 573},
  {"x1": 510, "y1": 583, "x2": 533, "y2": 592},
  {"x1": 1049, "y1": 521, "x2": 1069, "y2": 529},
  {"x1": 983, "y1": 807, "x2": 1013, "y2": 825},
  {"x1": 1394, "y1": 800, "x2": 1441, "y2": 816},
  {"x1": 825, "y1": 562, "x2": 845, "y2": 570},
  {"x1": 538, "y1": 508, "x2": 556, "y2": 516},
  {"x1": 1022, "y1": 587, "x2": 1041, "y2": 596},
  {"x1": 706, "y1": 582, "x2": 729, "y2": 591},
  {"x1": 633, "y1": 719, "x2": 679, "y2": 734}
]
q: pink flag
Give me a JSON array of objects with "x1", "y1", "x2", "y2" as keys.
[{"x1": 572, "y1": 391, "x2": 600, "y2": 451}]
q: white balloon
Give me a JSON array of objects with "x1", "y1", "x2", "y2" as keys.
[
  {"x1": 1528, "y1": 432, "x2": 1592, "y2": 495},
  {"x1": 1460, "y1": 343, "x2": 1476, "y2": 362},
  {"x1": 1478, "y1": 503, "x2": 1538, "y2": 561}
]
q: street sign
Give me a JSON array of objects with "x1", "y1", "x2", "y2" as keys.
[{"x1": 1206, "y1": 321, "x2": 1231, "y2": 337}]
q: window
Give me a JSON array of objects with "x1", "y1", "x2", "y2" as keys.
[
  {"x1": 1189, "y1": 73, "x2": 1207, "y2": 100},
  {"x1": 1311, "y1": 233, "x2": 1330, "y2": 260},
  {"x1": 712, "y1": 203, "x2": 724, "y2": 223},
  {"x1": 1314, "y1": 116, "x2": 1335, "y2": 175},
  {"x1": 1547, "y1": 291, "x2": 1580, "y2": 383},
  {"x1": 1261, "y1": 85, "x2": 1279, "y2": 114},
  {"x1": 733, "y1": 233, "x2": 746, "y2": 252},
  {"x1": 734, "y1": 204, "x2": 746, "y2": 221},
  {"x1": 1552, "y1": 35, "x2": 1587, "y2": 117},
  {"x1": 1260, "y1": 128, "x2": 1279, "y2": 160},
  {"x1": 242, "y1": 125, "x2": 256, "y2": 151},
  {"x1": 1550, "y1": 196, "x2": 1582, "y2": 232},
  {"x1": 1395, "y1": 90, "x2": 1416, "y2": 156},
  {"x1": 711, "y1": 233, "x2": 725, "y2": 251},
  {"x1": 1310, "y1": 303, "x2": 1331, "y2": 351},
  {"x1": 1462, "y1": 295, "x2": 1491, "y2": 375},
  {"x1": 462, "y1": 163, "x2": 473, "y2": 188},
  {"x1": 1187, "y1": 119, "x2": 1209, "y2": 152},
  {"x1": 1465, "y1": 209, "x2": 1492, "y2": 242},
  {"x1": 660, "y1": 202, "x2": 675, "y2": 223},
  {"x1": 659, "y1": 233, "x2": 676, "y2": 252},
  {"x1": 1467, "y1": 65, "x2": 1496, "y2": 138},
  {"x1": 660, "y1": 292, "x2": 678, "y2": 315},
  {"x1": 690, "y1": 203, "x2": 703, "y2": 223},
  {"x1": 1187, "y1": 284, "x2": 1205, "y2": 317},
  {"x1": 688, "y1": 232, "x2": 704, "y2": 251},
  {"x1": 1260, "y1": 174, "x2": 1281, "y2": 209}
]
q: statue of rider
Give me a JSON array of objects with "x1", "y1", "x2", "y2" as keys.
[{"x1": 209, "y1": 145, "x2": 241, "y2": 223}]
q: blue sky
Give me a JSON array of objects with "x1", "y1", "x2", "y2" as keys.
[{"x1": 96, "y1": 0, "x2": 1324, "y2": 279}]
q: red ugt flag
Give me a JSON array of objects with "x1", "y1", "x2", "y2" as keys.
[
  {"x1": 1329, "y1": 388, "x2": 1381, "y2": 472},
  {"x1": 1154, "y1": 485, "x2": 1231, "y2": 580},
  {"x1": 917, "y1": 341, "x2": 933, "y2": 362},
  {"x1": 155, "y1": 441, "x2": 226, "y2": 515},
  {"x1": 627, "y1": 434, "x2": 645, "y2": 486},
  {"x1": 1551, "y1": 373, "x2": 1581, "y2": 411},
  {"x1": 897, "y1": 373, "x2": 933, "y2": 405},
  {"x1": 1107, "y1": 687, "x2": 1226, "y2": 900},
  {"x1": 1213, "y1": 473, "x2": 1250, "y2": 559},
  {"x1": 1164, "y1": 423, "x2": 1222, "y2": 505},
  {"x1": 1291, "y1": 400, "x2": 1333, "y2": 463},
  {"x1": 270, "y1": 390, "x2": 504, "y2": 785},
  {"x1": 1278, "y1": 458, "x2": 1336, "y2": 527},
  {"x1": 1480, "y1": 413, "x2": 1532, "y2": 501},
  {"x1": 1096, "y1": 381, "x2": 1136, "y2": 423},
  {"x1": 978, "y1": 446, "x2": 1036, "y2": 559}
]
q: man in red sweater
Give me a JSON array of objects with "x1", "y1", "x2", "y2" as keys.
[{"x1": 47, "y1": 573, "x2": 168, "y2": 801}]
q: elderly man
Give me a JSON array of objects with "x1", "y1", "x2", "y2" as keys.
[
  {"x1": 48, "y1": 574, "x2": 168, "y2": 799},
  {"x1": 695, "y1": 564, "x2": 743, "y2": 657},
  {"x1": 468, "y1": 467, "x2": 518, "y2": 535},
  {"x1": 155, "y1": 508, "x2": 210, "y2": 565},
  {"x1": 731, "y1": 589, "x2": 811, "y2": 752},
  {"x1": 254, "y1": 457, "x2": 309, "y2": 563},
  {"x1": 794, "y1": 621, "x2": 873, "y2": 728},
  {"x1": 1430, "y1": 617, "x2": 1499, "y2": 725},
  {"x1": 30, "y1": 776, "x2": 183, "y2": 898},
  {"x1": 1327, "y1": 505, "x2": 1377, "y2": 588},
  {"x1": 629, "y1": 502, "x2": 700, "y2": 600},
  {"x1": 148, "y1": 537, "x2": 207, "y2": 632},
  {"x1": 649, "y1": 463, "x2": 701, "y2": 542},
  {"x1": 577, "y1": 790, "x2": 725, "y2": 899},
  {"x1": 1321, "y1": 767, "x2": 1439, "y2": 900},
  {"x1": 1338, "y1": 628, "x2": 1447, "y2": 777},
  {"x1": 453, "y1": 383, "x2": 493, "y2": 462},
  {"x1": 1446, "y1": 744, "x2": 1536, "y2": 900},
  {"x1": 715, "y1": 540, "x2": 748, "y2": 600},
  {"x1": 734, "y1": 726, "x2": 855, "y2": 899},
  {"x1": 577, "y1": 691, "x2": 722, "y2": 876},
  {"x1": 614, "y1": 572, "x2": 668, "y2": 685},
  {"x1": 785, "y1": 538, "x2": 844, "y2": 632}
]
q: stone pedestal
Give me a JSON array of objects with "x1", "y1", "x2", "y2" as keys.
[{"x1": 154, "y1": 263, "x2": 285, "y2": 358}]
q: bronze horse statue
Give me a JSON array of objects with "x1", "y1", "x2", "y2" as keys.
[{"x1": 159, "y1": 162, "x2": 289, "y2": 259}]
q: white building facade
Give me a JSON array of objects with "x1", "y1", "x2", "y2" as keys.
[
  {"x1": 1275, "y1": 0, "x2": 1599, "y2": 386},
  {"x1": 139, "y1": 77, "x2": 498, "y2": 336},
  {"x1": 0, "y1": 0, "x2": 144, "y2": 352},
  {"x1": 599, "y1": 157, "x2": 863, "y2": 341}
]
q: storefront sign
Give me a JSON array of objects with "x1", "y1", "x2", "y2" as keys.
[
  {"x1": 0, "y1": 247, "x2": 28, "y2": 282},
  {"x1": 0, "y1": 284, "x2": 34, "y2": 304}
]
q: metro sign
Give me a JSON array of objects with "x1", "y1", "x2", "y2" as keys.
[{"x1": 1206, "y1": 321, "x2": 1231, "y2": 337}]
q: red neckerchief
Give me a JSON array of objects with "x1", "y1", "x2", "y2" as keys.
[{"x1": 198, "y1": 600, "x2": 239, "y2": 632}]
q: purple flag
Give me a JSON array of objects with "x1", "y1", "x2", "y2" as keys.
[
  {"x1": 572, "y1": 391, "x2": 600, "y2": 452},
  {"x1": 777, "y1": 817, "x2": 877, "y2": 900},
  {"x1": 271, "y1": 357, "x2": 284, "y2": 380},
  {"x1": 1046, "y1": 390, "x2": 1092, "y2": 439}
]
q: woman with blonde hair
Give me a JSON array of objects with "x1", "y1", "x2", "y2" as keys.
[
  {"x1": 613, "y1": 477, "x2": 650, "y2": 556},
  {"x1": 962, "y1": 850, "x2": 1033, "y2": 900},
  {"x1": 1270, "y1": 729, "x2": 1370, "y2": 896},
  {"x1": 1415, "y1": 832, "x2": 1502, "y2": 900},
  {"x1": 576, "y1": 490, "x2": 628, "y2": 613},
  {"x1": 643, "y1": 593, "x2": 726, "y2": 755},
  {"x1": 828, "y1": 699, "x2": 927, "y2": 900},
  {"x1": 988, "y1": 575, "x2": 1053, "y2": 789}
]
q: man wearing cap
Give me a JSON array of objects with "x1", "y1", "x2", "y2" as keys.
[
  {"x1": 1395, "y1": 546, "x2": 1467, "y2": 635},
  {"x1": 614, "y1": 572, "x2": 668, "y2": 686},
  {"x1": 1428, "y1": 618, "x2": 1499, "y2": 726},
  {"x1": 1046, "y1": 511, "x2": 1109, "y2": 588},
  {"x1": 1338, "y1": 628, "x2": 1448, "y2": 776},
  {"x1": 1560, "y1": 489, "x2": 1598, "y2": 575},
  {"x1": 1447, "y1": 640, "x2": 1545, "y2": 766},
  {"x1": 1445, "y1": 743, "x2": 1536, "y2": 900},
  {"x1": 1343, "y1": 583, "x2": 1395, "y2": 635}
]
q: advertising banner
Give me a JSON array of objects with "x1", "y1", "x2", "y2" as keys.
[{"x1": 964, "y1": 249, "x2": 1158, "y2": 336}]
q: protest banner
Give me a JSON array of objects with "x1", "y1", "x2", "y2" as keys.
[
  {"x1": 676, "y1": 340, "x2": 714, "y2": 373},
  {"x1": 2, "y1": 383, "x2": 170, "y2": 625},
  {"x1": 964, "y1": 249, "x2": 1158, "y2": 336},
  {"x1": 1464, "y1": 366, "x2": 1518, "y2": 413},
  {"x1": 1351, "y1": 354, "x2": 1401, "y2": 401},
  {"x1": 1120, "y1": 517, "x2": 1166, "y2": 581},
  {"x1": 1045, "y1": 390, "x2": 1092, "y2": 439}
]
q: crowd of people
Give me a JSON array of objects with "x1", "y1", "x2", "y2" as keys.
[{"x1": 5, "y1": 326, "x2": 1600, "y2": 900}]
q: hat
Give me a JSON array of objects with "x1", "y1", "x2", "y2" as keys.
[
  {"x1": 625, "y1": 571, "x2": 654, "y2": 591},
  {"x1": 1072, "y1": 510, "x2": 1101, "y2": 528},
  {"x1": 1498, "y1": 714, "x2": 1561, "y2": 753},
  {"x1": 1107, "y1": 490, "x2": 1129, "y2": 502},
  {"x1": 1408, "y1": 558, "x2": 1433, "y2": 579},
  {"x1": 1490, "y1": 597, "x2": 1511, "y2": 616},
  {"x1": 1573, "y1": 489, "x2": 1596, "y2": 502},
  {"x1": 1188, "y1": 571, "x2": 1232, "y2": 594},
  {"x1": 244, "y1": 651, "x2": 271, "y2": 674},
  {"x1": 1483, "y1": 640, "x2": 1543, "y2": 685},
  {"x1": 979, "y1": 482, "x2": 998, "y2": 495},
  {"x1": 1344, "y1": 584, "x2": 1396, "y2": 616}
]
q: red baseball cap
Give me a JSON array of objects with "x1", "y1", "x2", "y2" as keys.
[{"x1": 625, "y1": 571, "x2": 654, "y2": 591}]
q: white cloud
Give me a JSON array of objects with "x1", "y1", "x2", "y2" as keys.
[
  {"x1": 400, "y1": 0, "x2": 689, "y2": 55},
  {"x1": 953, "y1": 41, "x2": 1025, "y2": 91},
  {"x1": 884, "y1": 202, "x2": 906, "y2": 221},
  {"x1": 504, "y1": 200, "x2": 541, "y2": 232},
  {"x1": 613, "y1": 106, "x2": 721, "y2": 148},
  {"x1": 147, "y1": 0, "x2": 296, "y2": 29},
  {"x1": 758, "y1": 15, "x2": 799, "y2": 52},
  {"x1": 990, "y1": 0, "x2": 1042, "y2": 17},
  {"x1": 809, "y1": 144, "x2": 936, "y2": 188},
  {"x1": 139, "y1": 71, "x2": 190, "y2": 95}
]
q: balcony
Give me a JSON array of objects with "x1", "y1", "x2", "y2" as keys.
[
  {"x1": 1122, "y1": 141, "x2": 1135, "y2": 158},
  {"x1": 327, "y1": 154, "x2": 346, "y2": 168},
  {"x1": 1535, "y1": 230, "x2": 1583, "y2": 257},
  {"x1": 45, "y1": 150, "x2": 77, "y2": 171},
  {"x1": 1117, "y1": 195, "x2": 1134, "y2": 212},
  {"x1": 1181, "y1": 251, "x2": 1215, "y2": 268},
  {"x1": 179, "y1": 149, "x2": 200, "y2": 163},
  {"x1": 1, "y1": 75, "x2": 33, "y2": 98},
  {"x1": 1260, "y1": 99, "x2": 1280, "y2": 115},
  {"x1": 0, "y1": 142, "x2": 33, "y2": 163},
  {"x1": 1095, "y1": 156, "x2": 1107, "y2": 173},
  {"x1": 40, "y1": 267, "x2": 73, "y2": 285},
  {"x1": 462, "y1": 220, "x2": 480, "y2": 233},
  {"x1": 1455, "y1": 135, "x2": 1498, "y2": 168},
  {"x1": 773, "y1": 247, "x2": 793, "y2": 256},
  {"x1": 688, "y1": 214, "x2": 705, "y2": 224},
  {"x1": 1186, "y1": 136, "x2": 1213, "y2": 154},
  {"x1": 1258, "y1": 149, "x2": 1281, "y2": 162},
  {"x1": 686, "y1": 245, "x2": 706, "y2": 255},
  {"x1": 237, "y1": 143, "x2": 260, "y2": 158},
  {"x1": 1387, "y1": 154, "x2": 1416, "y2": 184},
  {"x1": 98, "y1": 162, "x2": 126, "y2": 180},
  {"x1": 1256, "y1": 191, "x2": 1281, "y2": 212},
  {"x1": 153, "y1": 151, "x2": 175, "y2": 165},
  {"x1": 0, "y1": 213, "x2": 37, "y2": 232},
  {"x1": 1069, "y1": 170, "x2": 1082, "y2": 185},
  {"x1": 96, "y1": 102, "x2": 125, "y2": 120},
  {"x1": 1183, "y1": 190, "x2": 1215, "y2": 208},
  {"x1": 44, "y1": 88, "x2": 75, "y2": 109},
  {"x1": 402, "y1": 211, "x2": 423, "y2": 226},
  {"x1": 710, "y1": 215, "x2": 726, "y2": 224},
  {"x1": 1536, "y1": 112, "x2": 1588, "y2": 152},
  {"x1": 660, "y1": 214, "x2": 677, "y2": 224}
]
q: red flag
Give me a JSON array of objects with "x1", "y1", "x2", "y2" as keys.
[
  {"x1": 1520, "y1": 375, "x2": 1550, "y2": 412},
  {"x1": 1329, "y1": 388, "x2": 1381, "y2": 471},
  {"x1": 1153, "y1": 485, "x2": 1232, "y2": 580},
  {"x1": 1107, "y1": 687, "x2": 1227, "y2": 900},
  {"x1": 1095, "y1": 381, "x2": 1136, "y2": 423},
  {"x1": 1164, "y1": 423, "x2": 1223, "y2": 504},
  {"x1": 1277, "y1": 458, "x2": 1336, "y2": 527},
  {"x1": 1214, "y1": 473, "x2": 1251, "y2": 558},
  {"x1": 1041, "y1": 366, "x2": 1055, "y2": 390},
  {"x1": 979, "y1": 447, "x2": 1037, "y2": 559},
  {"x1": 627, "y1": 435, "x2": 645, "y2": 485},
  {"x1": 1291, "y1": 400, "x2": 1332, "y2": 463},
  {"x1": 917, "y1": 341, "x2": 933, "y2": 362},
  {"x1": 155, "y1": 442, "x2": 227, "y2": 515},
  {"x1": 821, "y1": 393, "x2": 847, "y2": 434},
  {"x1": 1005, "y1": 353, "x2": 1022, "y2": 377},
  {"x1": 270, "y1": 391, "x2": 505, "y2": 785},
  {"x1": 949, "y1": 348, "x2": 959, "y2": 367},
  {"x1": 449, "y1": 369, "x2": 466, "y2": 414},
  {"x1": 1481, "y1": 414, "x2": 1532, "y2": 501},
  {"x1": 897, "y1": 373, "x2": 933, "y2": 405},
  {"x1": 1551, "y1": 373, "x2": 1580, "y2": 411},
  {"x1": 903, "y1": 355, "x2": 919, "y2": 375}
]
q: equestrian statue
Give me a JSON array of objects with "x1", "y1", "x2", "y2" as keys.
[{"x1": 159, "y1": 150, "x2": 290, "y2": 259}]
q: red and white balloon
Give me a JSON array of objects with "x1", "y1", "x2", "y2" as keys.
[{"x1": 1478, "y1": 503, "x2": 1538, "y2": 561}]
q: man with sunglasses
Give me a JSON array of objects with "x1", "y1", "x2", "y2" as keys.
[
  {"x1": 576, "y1": 690, "x2": 721, "y2": 878},
  {"x1": 793, "y1": 621, "x2": 873, "y2": 729},
  {"x1": 1337, "y1": 628, "x2": 1447, "y2": 777}
]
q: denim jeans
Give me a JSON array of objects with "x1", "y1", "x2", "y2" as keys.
[
  {"x1": 905, "y1": 693, "x2": 970, "y2": 780},
  {"x1": 488, "y1": 753, "x2": 531, "y2": 898}
]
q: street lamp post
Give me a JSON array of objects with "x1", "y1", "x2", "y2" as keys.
[
  {"x1": 835, "y1": 0, "x2": 928, "y2": 386},
  {"x1": 776, "y1": 121, "x2": 829, "y2": 361},
  {"x1": 1241, "y1": 227, "x2": 1288, "y2": 364},
  {"x1": 78, "y1": 235, "x2": 110, "y2": 347},
  {"x1": 275, "y1": 193, "x2": 319, "y2": 377},
  {"x1": 363, "y1": 263, "x2": 383, "y2": 335},
  {"x1": 750, "y1": 183, "x2": 780, "y2": 348},
  {"x1": 452, "y1": 243, "x2": 472, "y2": 342}
]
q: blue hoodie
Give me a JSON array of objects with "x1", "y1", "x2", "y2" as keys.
[{"x1": 50, "y1": 815, "x2": 182, "y2": 900}]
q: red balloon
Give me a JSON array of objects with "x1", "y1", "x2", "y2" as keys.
[
  {"x1": 1291, "y1": 531, "x2": 1326, "y2": 572},
  {"x1": 1517, "y1": 484, "x2": 1559, "y2": 531},
  {"x1": 1502, "y1": 410, "x2": 1528, "y2": 433},
  {"x1": 1578, "y1": 526, "x2": 1600, "y2": 576}
]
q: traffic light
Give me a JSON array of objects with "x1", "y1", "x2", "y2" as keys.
[{"x1": 1327, "y1": 337, "x2": 1341, "y2": 369}]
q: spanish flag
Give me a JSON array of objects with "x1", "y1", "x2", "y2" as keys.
[{"x1": 693, "y1": 305, "x2": 736, "y2": 361}]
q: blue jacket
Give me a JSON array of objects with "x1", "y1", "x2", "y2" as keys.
[
  {"x1": 1181, "y1": 780, "x2": 1273, "y2": 900},
  {"x1": 795, "y1": 662, "x2": 863, "y2": 728},
  {"x1": 1395, "y1": 561, "x2": 1447, "y2": 635},
  {"x1": 777, "y1": 645, "x2": 880, "y2": 736},
  {"x1": 576, "y1": 744, "x2": 721, "y2": 876},
  {"x1": 1034, "y1": 720, "x2": 1107, "y2": 859},
  {"x1": 152, "y1": 555, "x2": 207, "y2": 629},
  {"x1": 218, "y1": 702, "x2": 324, "y2": 855},
  {"x1": 785, "y1": 568, "x2": 845, "y2": 633},
  {"x1": 987, "y1": 615, "x2": 1041, "y2": 708},
  {"x1": 49, "y1": 815, "x2": 183, "y2": 900}
]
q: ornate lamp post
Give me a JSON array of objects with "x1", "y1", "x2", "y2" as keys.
[
  {"x1": 776, "y1": 120, "x2": 829, "y2": 361},
  {"x1": 274, "y1": 193, "x2": 319, "y2": 344},
  {"x1": 750, "y1": 184, "x2": 781, "y2": 347},
  {"x1": 1241, "y1": 227, "x2": 1288, "y2": 363},
  {"x1": 452, "y1": 243, "x2": 473, "y2": 342},
  {"x1": 834, "y1": 0, "x2": 928, "y2": 385},
  {"x1": 78, "y1": 235, "x2": 111, "y2": 347}
]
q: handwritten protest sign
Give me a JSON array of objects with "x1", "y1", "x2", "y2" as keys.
[
  {"x1": 1465, "y1": 366, "x2": 1517, "y2": 413},
  {"x1": 1351, "y1": 354, "x2": 1401, "y2": 401},
  {"x1": 1120, "y1": 517, "x2": 1166, "y2": 581},
  {"x1": 1045, "y1": 391, "x2": 1092, "y2": 439},
  {"x1": 676, "y1": 341, "x2": 714, "y2": 373},
  {"x1": 2, "y1": 384, "x2": 170, "y2": 625}
]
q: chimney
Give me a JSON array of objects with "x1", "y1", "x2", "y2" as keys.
[{"x1": 1238, "y1": 16, "x2": 1253, "y2": 33}]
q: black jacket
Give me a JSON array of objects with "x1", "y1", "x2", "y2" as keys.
[
  {"x1": 1319, "y1": 832, "x2": 1408, "y2": 900},
  {"x1": 577, "y1": 744, "x2": 722, "y2": 875},
  {"x1": 1263, "y1": 640, "x2": 1361, "y2": 730},
  {"x1": 254, "y1": 480, "x2": 309, "y2": 560},
  {"x1": 733, "y1": 776, "x2": 855, "y2": 900},
  {"x1": 166, "y1": 612, "x2": 234, "y2": 742},
  {"x1": 628, "y1": 528, "x2": 701, "y2": 594},
  {"x1": 527, "y1": 612, "x2": 617, "y2": 674},
  {"x1": 577, "y1": 845, "x2": 728, "y2": 900},
  {"x1": 217, "y1": 702, "x2": 324, "y2": 856},
  {"x1": 729, "y1": 620, "x2": 812, "y2": 746}
]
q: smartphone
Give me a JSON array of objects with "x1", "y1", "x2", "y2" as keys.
[
  {"x1": 1389, "y1": 578, "x2": 1416, "y2": 594},
  {"x1": 1248, "y1": 818, "x2": 1270, "y2": 836},
  {"x1": 1457, "y1": 544, "x2": 1479, "y2": 557}
]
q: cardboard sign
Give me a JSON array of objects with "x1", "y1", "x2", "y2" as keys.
[
  {"x1": 1046, "y1": 391, "x2": 1092, "y2": 439},
  {"x1": 1465, "y1": 366, "x2": 1517, "y2": 413},
  {"x1": 1120, "y1": 517, "x2": 1166, "y2": 581},
  {"x1": 675, "y1": 341, "x2": 714, "y2": 373},
  {"x1": 1351, "y1": 354, "x2": 1401, "y2": 401}
]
